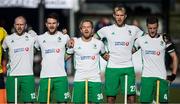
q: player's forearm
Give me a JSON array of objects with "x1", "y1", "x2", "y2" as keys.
[{"x1": 171, "y1": 52, "x2": 178, "y2": 75}]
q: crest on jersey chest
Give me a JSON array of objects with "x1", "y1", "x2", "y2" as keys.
[
  {"x1": 77, "y1": 46, "x2": 81, "y2": 50},
  {"x1": 57, "y1": 37, "x2": 61, "y2": 42},
  {"x1": 144, "y1": 41, "x2": 148, "y2": 44},
  {"x1": 93, "y1": 44, "x2": 97, "y2": 49},
  {"x1": 128, "y1": 30, "x2": 132, "y2": 36},
  {"x1": 25, "y1": 36, "x2": 29, "y2": 41}
]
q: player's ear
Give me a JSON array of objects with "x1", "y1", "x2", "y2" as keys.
[
  {"x1": 91, "y1": 29, "x2": 94, "y2": 37},
  {"x1": 25, "y1": 24, "x2": 27, "y2": 30},
  {"x1": 45, "y1": 22, "x2": 48, "y2": 27},
  {"x1": 113, "y1": 13, "x2": 115, "y2": 18},
  {"x1": 125, "y1": 14, "x2": 127, "y2": 19}
]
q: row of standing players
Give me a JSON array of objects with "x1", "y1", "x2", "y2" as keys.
[{"x1": 0, "y1": 5, "x2": 178, "y2": 103}]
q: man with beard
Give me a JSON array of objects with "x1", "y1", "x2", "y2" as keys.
[
  {"x1": 2, "y1": 16, "x2": 36, "y2": 103},
  {"x1": 35, "y1": 13, "x2": 70, "y2": 103},
  {"x1": 67, "y1": 19, "x2": 106, "y2": 103},
  {"x1": 95, "y1": 5, "x2": 144, "y2": 103},
  {"x1": 133, "y1": 15, "x2": 178, "y2": 103}
]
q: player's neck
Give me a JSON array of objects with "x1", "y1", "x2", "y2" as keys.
[
  {"x1": 81, "y1": 36, "x2": 92, "y2": 42},
  {"x1": 149, "y1": 33, "x2": 160, "y2": 38},
  {"x1": 48, "y1": 31, "x2": 58, "y2": 35},
  {"x1": 15, "y1": 32, "x2": 25, "y2": 36},
  {"x1": 115, "y1": 23, "x2": 125, "y2": 27}
]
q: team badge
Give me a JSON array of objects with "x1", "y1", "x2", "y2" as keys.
[
  {"x1": 77, "y1": 46, "x2": 81, "y2": 50},
  {"x1": 93, "y1": 44, "x2": 97, "y2": 49},
  {"x1": 57, "y1": 37, "x2": 61, "y2": 42},
  {"x1": 144, "y1": 41, "x2": 148, "y2": 44},
  {"x1": 128, "y1": 30, "x2": 132, "y2": 36},
  {"x1": 25, "y1": 36, "x2": 29, "y2": 41}
]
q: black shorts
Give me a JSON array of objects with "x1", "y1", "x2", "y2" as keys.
[{"x1": 0, "y1": 73, "x2": 5, "y2": 89}]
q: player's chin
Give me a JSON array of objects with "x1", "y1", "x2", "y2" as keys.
[
  {"x1": 17, "y1": 31, "x2": 23, "y2": 35},
  {"x1": 49, "y1": 30, "x2": 56, "y2": 34},
  {"x1": 117, "y1": 22, "x2": 123, "y2": 26}
]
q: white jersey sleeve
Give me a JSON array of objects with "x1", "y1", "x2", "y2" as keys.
[
  {"x1": 28, "y1": 30, "x2": 37, "y2": 37},
  {"x1": 134, "y1": 26, "x2": 144, "y2": 39},
  {"x1": 96, "y1": 26, "x2": 108, "y2": 39},
  {"x1": 133, "y1": 38, "x2": 141, "y2": 51},
  {"x1": 100, "y1": 41, "x2": 105, "y2": 54},
  {"x1": 34, "y1": 35, "x2": 41, "y2": 50}
]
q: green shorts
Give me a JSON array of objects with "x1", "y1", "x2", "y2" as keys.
[
  {"x1": 72, "y1": 81, "x2": 103, "y2": 103},
  {"x1": 140, "y1": 77, "x2": 169, "y2": 103},
  {"x1": 6, "y1": 75, "x2": 36, "y2": 103},
  {"x1": 105, "y1": 67, "x2": 136, "y2": 96},
  {"x1": 37, "y1": 76, "x2": 70, "y2": 103}
]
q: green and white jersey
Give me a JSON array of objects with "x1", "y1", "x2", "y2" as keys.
[
  {"x1": 97, "y1": 24, "x2": 143, "y2": 68},
  {"x1": 134, "y1": 34, "x2": 175, "y2": 79},
  {"x1": 67, "y1": 37, "x2": 105, "y2": 82},
  {"x1": 35, "y1": 31, "x2": 69, "y2": 78},
  {"x1": 2, "y1": 32, "x2": 35, "y2": 76}
]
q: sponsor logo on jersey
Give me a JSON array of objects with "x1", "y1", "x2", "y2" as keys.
[
  {"x1": 115, "y1": 41, "x2": 129, "y2": 46},
  {"x1": 80, "y1": 55, "x2": 96, "y2": 60},
  {"x1": 45, "y1": 48, "x2": 61, "y2": 54},
  {"x1": 56, "y1": 48, "x2": 60, "y2": 53},
  {"x1": 14, "y1": 47, "x2": 29, "y2": 53},
  {"x1": 25, "y1": 47, "x2": 29, "y2": 51},
  {"x1": 145, "y1": 50, "x2": 160, "y2": 56}
]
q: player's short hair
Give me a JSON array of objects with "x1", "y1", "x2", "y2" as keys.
[
  {"x1": 14, "y1": 16, "x2": 27, "y2": 24},
  {"x1": 46, "y1": 12, "x2": 59, "y2": 23},
  {"x1": 146, "y1": 15, "x2": 158, "y2": 25},
  {"x1": 113, "y1": 4, "x2": 127, "y2": 15},
  {"x1": 79, "y1": 19, "x2": 94, "y2": 29}
]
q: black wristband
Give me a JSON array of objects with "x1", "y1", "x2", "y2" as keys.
[
  {"x1": 167, "y1": 74, "x2": 176, "y2": 82},
  {"x1": 171, "y1": 74, "x2": 176, "y2": 79}
]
